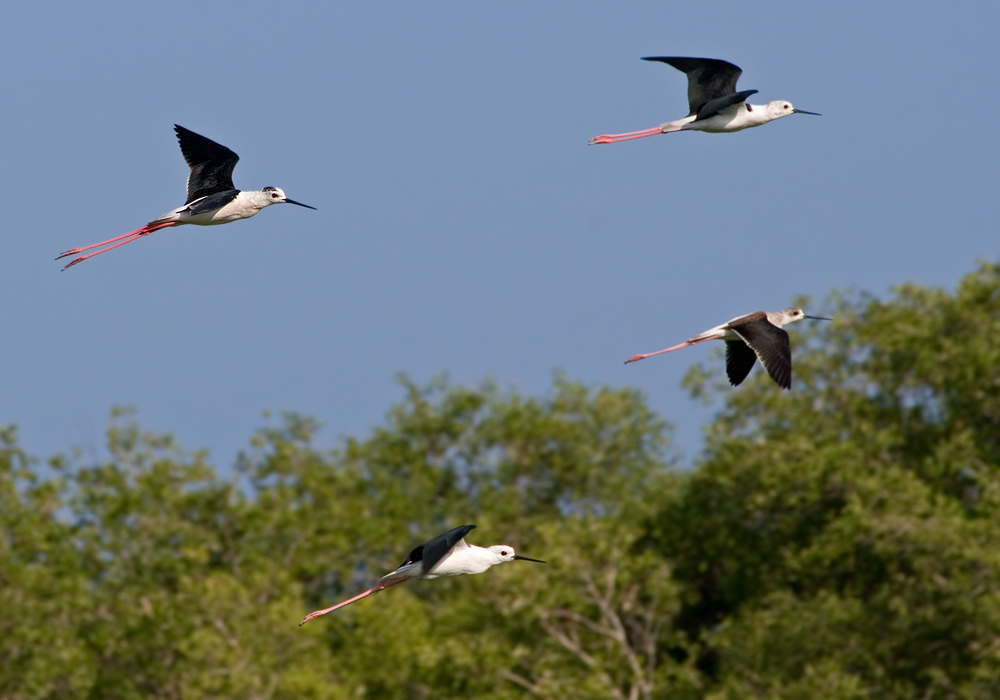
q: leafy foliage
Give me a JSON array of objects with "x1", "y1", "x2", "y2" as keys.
[{"x1": 1, "y1": 261, "x2": 999, "y2": 698}]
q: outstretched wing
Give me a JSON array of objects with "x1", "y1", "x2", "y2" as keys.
[
  {"x1": 174, "y1": 125, "x2": 240, "y2": 204},
  {"x1": 725, "y1": 340, "x2": 758, "y2": 386},
  {"x1": 642, "y1": 57, "x2": 744, "y2": 116},
  {"x1": 694, "y1": 90, "x2": 759, "y2": 121},
  {"x1": 397, "y1": 525, "x2": 477, "y2": 574},
  {"x1": 185, "y1": 191, "x2": 240, "y2": 216},
  {"x1": 730, "y1": 321, "x2": 793, "y2": 390}
]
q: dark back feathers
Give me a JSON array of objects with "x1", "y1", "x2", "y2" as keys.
[
  {"x1": 174, "y1": 125, "x2": 240, "y2": 204},
  {"x1": 398, "y1": 525, "x2": 476, "y2": 574},
  {"x1": 642, "y1": 56, "x2": 745, "y2": 116}
]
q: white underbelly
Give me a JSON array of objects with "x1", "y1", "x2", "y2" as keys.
[
  {"x1": 685, "y1": 114, "x2": 754, "y2": 133},
  {"x1": 186, "y1": 206, "x2": 252, "y2": 225},
  {"x1": 153, "y1": 199, "x2": 258, "y2": 227},
  {"x1": 683, "y1": 104, "x2": 761, "y2": 133}
]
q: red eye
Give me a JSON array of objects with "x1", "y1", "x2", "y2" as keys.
[
  {"x1": 784, "y1": 104, "x2": 790, "y2": 109},
  {"x1": 501, "y1": 550, "x2": 508, "y2": 556}
]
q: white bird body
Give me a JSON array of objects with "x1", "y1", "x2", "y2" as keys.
[
  {"x1": 659, "y1": 100, "x2": 803, "y2": 134},
  {"x1": 152, "y1": 188, "x2": 297, "y2": 227},
  {"x1": 386, "y1": 543, "x2": 523, "y2": 580},
  {"x1": 299, "y1": 525, "x2": 544, "y2": 625},
  {"x1": 686, "y1": 308, "x2": 806, "y2": 343}
]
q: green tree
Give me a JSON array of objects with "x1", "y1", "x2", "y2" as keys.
[
  {"x1": 245, "y1": 376, "x2": 689, "y2": 699},
  {"x1": 1, "y1": 260, "x2": 999, "y2": 699},
  {"x1": 0, "y1": 427, "x2": 93, "y2": 698},
  {"x1": 657, "y1": 260, "x2": 1000, "y2": 698}
]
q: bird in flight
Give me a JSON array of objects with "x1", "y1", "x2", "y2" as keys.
[
  {"x1": 625, "y1": 307, "x2": 831, "y2": 389},
  {"x1": 299, "y1": 525, "x2": 545, "y2": 625},
  {"x1": 590, "y1": 56, "x2": 820, "y2": 145},
  {"x1": 57, "y1": 125, "x2": 315, "y2": 270}
]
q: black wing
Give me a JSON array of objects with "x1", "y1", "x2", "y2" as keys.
[
  {"x1": 174, "y1": 125, "x2": 240, "y2": 204},
  {"x1": 398, "y1": 525, "x2": 476, "y2": 573},
  {"x1": 725, "y1": 340, "x2": 758, "y2": 386},
  {"x1": 730, "y1": 321, "x2": 793, "y2": 390},
  {"x1": 695, "y1": 90, "x2": 759, "y2": 121},
  {"x1": 186, "y1": 191, "x2": 240, "y2": 216},
  {"x1": 642, "y1": 57, "x2": 744, "y2": 116}
]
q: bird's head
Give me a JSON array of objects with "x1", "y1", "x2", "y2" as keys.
[
  {"x1": 766, "y1": 101, "x2": 821, "y2": 120},
  {"x1": 260, "y1": 186, "x2": 317, "y2": 210},
  {"x1": 777, "y1": 307, "x2": 832, "y2": 327},
  {"x1": 486, "y1": 545, "x2": 546, "y2": 565}
]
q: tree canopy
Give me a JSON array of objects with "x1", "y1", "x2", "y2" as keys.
[{"x1": 1, "y1": 260, "x2": 998, "y2": 699}]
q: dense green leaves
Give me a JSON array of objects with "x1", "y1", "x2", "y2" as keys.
[
  {"x1": 1, "y1": 261, "x2": 999, "y2": 698},
  {"x1": 665, "y1": 260, "x2": 1000, "y2": 698}
]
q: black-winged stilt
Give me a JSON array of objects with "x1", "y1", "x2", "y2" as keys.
[
  {"x1": 625, "y1": 308, "x2": 831, "y2": 390},
  {"x1": 56, "y1": 125, "x2": 316, "y2": 270},
  {"x1": 590, "y1": 57, "x2": 820, "y2": 145},
  {"x1": 299, "y1": 525, "x2": 545, "y2": 625}
]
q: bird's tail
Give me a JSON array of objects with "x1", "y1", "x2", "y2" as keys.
[{"x1": 658, "y1": 119, "x2": 687, "y2": 134}]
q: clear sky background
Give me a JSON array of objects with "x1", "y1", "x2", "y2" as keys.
[{"x1": 2, "y1": 2, "x2": 998, "y2": 467}]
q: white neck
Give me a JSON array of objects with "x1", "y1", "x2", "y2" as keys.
[
  {"x1": 242, "y1": 190, "x2": 272, "y2": 207},
  {"x1": 745, "y1": 103, "x2": 779, "y2": 126}
]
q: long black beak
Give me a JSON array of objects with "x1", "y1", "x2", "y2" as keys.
[
  {"x1": 804, "y1": 315, "x2": 832, "y2": 321},
  {"x1": 514, "y1": 555, "x2": 547, "y2": 564},
  {"x1": 793, "y1": 109, "x2": 822, "y2": 116},
  {"x1": 285, "y1": 198, "x2": 317, "y2": 210}
]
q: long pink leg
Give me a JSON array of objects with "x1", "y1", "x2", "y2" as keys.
[
  {"x1": 299, "y1": 577, "x2": 408, "y2": 626},
  {"x1": 57, "y1": 226, "x2": 153, "y2": 258},
  {"x1": 625, "y1": 334, "x2": 722, "y2": 364},
  {"x1": 58, "y1": 221, "x2": 179, "y2": 271},
  {"x1": 589, "y1": 126, "x2": 663, "y2": 145},
  {"x1": 59, "y1": 234, "x2": 147, "y2": 270}
]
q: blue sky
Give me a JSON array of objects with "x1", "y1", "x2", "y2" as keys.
[{"x1": 3, "y1": 2, "x2": 998, "y2": 466}]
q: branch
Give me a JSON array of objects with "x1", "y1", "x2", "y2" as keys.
[
  {"x1": 537, "y1": 609, "x2": 626, "y2": 700},
  {"x1": 537, "y1": 611, "x2": 599, "y2": 669},
  {"x1": 499, "y1": 670, "x2": 542, "y2": 696},
  {"x1": 580, "y1": 568, "x2": 652, "y2": 700},
  {"x1": 554, "y1": 608, "x2": 620, "y2": 642}
]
